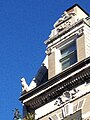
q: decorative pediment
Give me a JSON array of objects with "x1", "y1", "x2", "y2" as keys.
[
  {"x1": 49, "y1": 11, "x2": 77, "y2": 39},
  {"x1": 54, "y1": 11, "x2": 76, "y2": 28}
]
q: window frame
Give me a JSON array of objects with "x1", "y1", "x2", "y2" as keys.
[{"x1": 59, "y1": 40, "x2": 77, "y2": 71}]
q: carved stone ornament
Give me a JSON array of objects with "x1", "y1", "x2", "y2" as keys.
[
  {"x1": 45, "y1": 48, "x2": 52, "y2": 55},
  {"x1": 76, "y1": 28, "x2": 83, "y2": 36},
  {"x1": 54, "y1": 89, "x2": 79, "y2": 106},
  {"x1": 54, "y1": 11, "x2": 71, "y2": 28},
  {"x1": 54, "y1": 11, "x2": 76, "y2": 28},
  {"x1": 78, "y1": 28, "x2": 84, "y2": 35}
]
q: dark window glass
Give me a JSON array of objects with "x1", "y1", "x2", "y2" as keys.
[{"x1": 60, "y1": 41, "x2": 77, "y2": 70}]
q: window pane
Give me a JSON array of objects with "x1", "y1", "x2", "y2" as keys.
[
  {"x1": 62, "y1": 53, "x2": 77, "y2": 70},
  {"x1": 61, "y1": 42, "x2": 76, "y2": 58},
  {"x1": 62, "y1": 58, "x2": 71, "y2": 70},
  {"x1": 60, "y1": 41, "x2": 77, "y2": 70}
]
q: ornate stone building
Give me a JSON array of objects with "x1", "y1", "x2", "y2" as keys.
[{"x1": 19, "y1": 4, "x2": 90, "y2": 120}]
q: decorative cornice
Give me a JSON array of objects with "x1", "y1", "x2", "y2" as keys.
[
  {"x1": 44, "y1": 19, "x2": 84, "y2": 45},
  {"x1": 19, "y1": 57, "x2": 90, "y2": 110},
  {"x1": 24, "y1": 66, "x2": 90, "y2": 110},
  {"x1": 19, "y1": 57, "x2": 90, "y2": 100}
]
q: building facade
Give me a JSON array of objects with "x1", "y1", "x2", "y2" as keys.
[{"x1": 19, "y1": 4, "x2": 90, "y2": 120}]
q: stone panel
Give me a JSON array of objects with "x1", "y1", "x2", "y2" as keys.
[
  {"x1": 48, "y1": 52, "x2": 55, "y2": 79},
  {"x1": 82, "y1": 93, "x2": 90, "y2": 114},
  {"x1": 77, "y1": 35, "x2": 86, "y2": 62}
]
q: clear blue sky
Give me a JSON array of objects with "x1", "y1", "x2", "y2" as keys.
[{"x1": 0, "y1": 0, "x2": 90, "y2": 119}]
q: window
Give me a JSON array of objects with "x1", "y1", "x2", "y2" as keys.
[
  {"x1": 60, "y1": 41, "x2": 77, "y2": 70},
  {"x1": 64, "y1": 110, "x2": 82, "y2": 120}
]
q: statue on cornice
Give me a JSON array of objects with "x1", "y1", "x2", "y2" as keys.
[
  {"x1": 54, "y1": 11, "x2": 69, "y2": 27},
  {"x1": 21, "y1": 77, "x2": 29, "y2": 92},
  {"x1": 21, "y1": 77, "x2": 37, "y2": 93},
  {"x1": 54, "y1": 11, "x2": 76, "y2": 28}
]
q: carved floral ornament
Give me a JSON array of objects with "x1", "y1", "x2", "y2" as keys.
[
  {"x1": 54, "y1": 11, "x2": 76, "y2": 28},
  {"x1": 45, "y1": 48, "x2": 52, "y2": 55},
  {"x1": 77, "y1": 28, "x2": 84, "y2": 36},
  {"x1": 48, "y1": 11, "x2": 79, "y2": 39}
]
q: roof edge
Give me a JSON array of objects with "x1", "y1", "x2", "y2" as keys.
[{"x1": 66, "y1": 4, "x2": 89, "y2": 16}]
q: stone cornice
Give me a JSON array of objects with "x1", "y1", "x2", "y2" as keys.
[
  {"x1": 19, "y1": 57, "x2": 90, "y2": 110},
  {"x1": 23, "y1": 65, "x2": 90, "y2": 110},
  {"x1": 45, "y1": 19, "x2": 84, "y2": 45}
]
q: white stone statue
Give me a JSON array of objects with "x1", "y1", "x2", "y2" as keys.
[
  {"x1": 21, "y1": 77, "x2": 29, "y2": 92},
  {"x1": 21, "y1": 77, "x2": 37, "y2": 92},
  {"x1": 28, "y1": 78, "x2": 37, "y2": 91}
]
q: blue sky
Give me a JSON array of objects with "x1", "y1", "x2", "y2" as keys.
[{"x1": 0, "y1": 0, "x2": 90, "y2": 119}]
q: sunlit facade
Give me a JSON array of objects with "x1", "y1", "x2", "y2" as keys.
[{"x1": 19, "y1": 4, "x2": 90, "y2": 120}]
